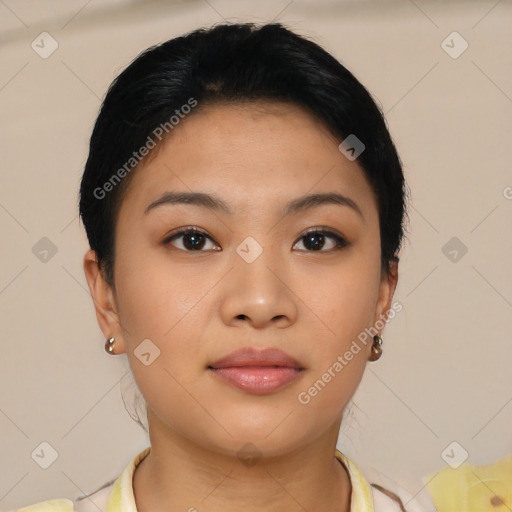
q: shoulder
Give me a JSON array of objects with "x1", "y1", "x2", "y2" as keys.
[{"x1": 5, "y1": 498, "x2": 74, "y2": 512}]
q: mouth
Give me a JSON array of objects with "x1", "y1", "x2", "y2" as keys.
[{"x1": 207, "y1": 347, "x2": 305, "y2": 394}]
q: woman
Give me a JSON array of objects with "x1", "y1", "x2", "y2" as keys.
[{"x1": 12, "y1": 21, "x2": 429, "y2": 512}]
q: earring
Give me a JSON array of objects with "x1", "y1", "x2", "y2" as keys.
[
  {"x1": 105, "y1": 337, "x2": 115, "y2": 355},
  {"x1": 368, "y1": 334, "x2": 383, "y2": 362}
]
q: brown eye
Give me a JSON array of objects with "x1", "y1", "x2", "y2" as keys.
[
  {"x1": 163, "y1": 226, "x2": 348, "y2": 253},
  {"x1": 163, "y1": 227, "x2": 219, "y2": 251},
  {"x1": 293, "y1": 228, "x2": 348, "y2": 252}
]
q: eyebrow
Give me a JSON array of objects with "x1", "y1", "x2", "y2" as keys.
[{"x1": 144, "y1": 191, "x2": 364, "y2": 220}]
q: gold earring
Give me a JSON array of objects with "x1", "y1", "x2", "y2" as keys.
[
  {"x1": 368, "y1": 334, "x2": 383, "y2": 362},
  {"x1": 105, "y1": 337, "x2": 115, "y2": 355}
]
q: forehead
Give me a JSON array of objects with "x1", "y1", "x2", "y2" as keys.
[{"x1": 118, "y1": 101, "x2": 378, "y2": 222}]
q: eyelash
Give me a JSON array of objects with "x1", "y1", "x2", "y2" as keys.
[{"x1": 162, "y1": 226, "x2": 349, "y2": 252}]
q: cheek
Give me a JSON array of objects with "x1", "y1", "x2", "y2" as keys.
[
  {"x1": 113, "y1": 245, "x2": 212, "y2": 385},
  {"x1": 297, "y1": 245, "x2": 381, "y2": 402},
  {"x1": 114, "y1": 242, "x2": 199, "y2": 338},
  {"x1": 117, "y1": 257, "x2": 211, "y2": 432},
  {"x1": 311, "y1": 246, "x2": 381, "y2": 343},
  {"x1": 327, "y1": 276, "x2": 379, "y2": 342},
  {"x1": 295, "y1": 288, "x2": 376, "y2": 424}
]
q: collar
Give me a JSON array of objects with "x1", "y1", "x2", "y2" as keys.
[
  {"x1": 104, "y1": 446, "x2": 374, "y2": 511},
  {"x1": 335, "y1": 449, "x2": 375, "y2": 511}
]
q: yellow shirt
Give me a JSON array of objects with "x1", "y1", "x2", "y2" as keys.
[
  {"x1": 9, "y1": 447, "x2": 383, "y2": 512},
  {"x1": 424, "y1": 453, "x2": 512, "y2": 512}
]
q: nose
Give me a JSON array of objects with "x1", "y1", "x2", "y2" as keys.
[{"x1": 219, "y1": 246, "x2": 298, "y2": 330}]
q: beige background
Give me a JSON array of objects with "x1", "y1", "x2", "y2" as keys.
[{"x1": 1, "y1": 0, "x2": 511, "y2": 509}]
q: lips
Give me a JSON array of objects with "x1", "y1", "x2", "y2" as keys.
[
  {"x1": 208, "y1": 347, "x2": 304, "y2": 370},
  {"x1": 207, "y1": 347, "x2": 305, "y2": 394}
]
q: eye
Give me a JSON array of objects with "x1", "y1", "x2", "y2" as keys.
[
  {"x1": 293, "y1": 228, "x2": 348, "y2": 252},
  {"x1": 163, "y1": 226, "x2": 349, "y2": 252},
  {"x1": 163, "y1": 227, "x2": 220, "y2": 251}
]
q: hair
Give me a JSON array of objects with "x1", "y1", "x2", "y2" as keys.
[{"x1": 78, "y1": 21, "x2": 410, "y2": 509}]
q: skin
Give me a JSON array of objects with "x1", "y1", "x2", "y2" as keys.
[{"x1": 83, "y1": 100, "x2": 398, "y2": 512}]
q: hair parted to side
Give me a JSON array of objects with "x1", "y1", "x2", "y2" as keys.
[{"x1": 78, "y1": 21, "x2": 410, "y2": 510}]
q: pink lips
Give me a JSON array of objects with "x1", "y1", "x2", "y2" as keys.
[{"x1": 208, "y1": 347, "x2": 305, "y2": 394}]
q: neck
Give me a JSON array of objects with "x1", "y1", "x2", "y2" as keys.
[{"x1": 132, "y1": 410, "x2": 352, "y2": 512}]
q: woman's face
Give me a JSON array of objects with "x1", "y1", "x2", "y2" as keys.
[{"x1": 85, "y1": 100, "x2": 398, "y2": 458}]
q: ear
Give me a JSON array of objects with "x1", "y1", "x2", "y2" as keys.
[
  {"x1": 83, "y1": 249, "x2": 127, "y2": 355},
  {"x1": 373, "y1": 258, "x2": 399, "y2": 329}
]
